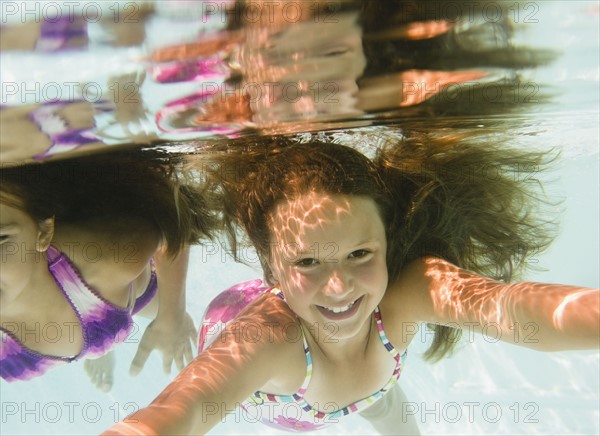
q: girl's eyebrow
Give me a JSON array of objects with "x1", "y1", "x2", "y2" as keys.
[
  {"x1": 353, "y1": 238, "x2": 381, "y2": 246},
  {"x1": 292, "y1": 239, "x2": 381, "y2": 255},
  {"x1": 339, "y1": 239, "x2": 381, "y2": 250}
]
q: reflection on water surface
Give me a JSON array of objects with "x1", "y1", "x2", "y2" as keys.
[{"x1": 2, "y1": 1, "x2": 596, "y2": 163}]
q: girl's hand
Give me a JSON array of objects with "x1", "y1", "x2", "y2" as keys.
[
  {"x1": 129, "y1": 312, "x2": 197, "y2": 376},
  {"x1": 84, "y1": 350, "x2": 115, "y2": 392}
]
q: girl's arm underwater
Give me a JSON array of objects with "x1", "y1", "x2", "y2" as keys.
[
  {"x1": 102, "y1": 292, "x2": 302, "y2": 435},
  {"x1": 130, "y1": 245, "x2": 197, "y2": 376},
  {"x1": 388, "y1": 257, "x2": 600, "y2": 351}
]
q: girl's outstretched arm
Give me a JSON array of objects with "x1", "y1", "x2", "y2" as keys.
[
  {"x1": 130, "y1": 245, "x2": 197, "y2": 376},
  {"x1": 103, "y1": 293, "x2": 300, "y2": 435},
  {"x1": 392, "y1": 257, "x2": 599, "y2": 351}
]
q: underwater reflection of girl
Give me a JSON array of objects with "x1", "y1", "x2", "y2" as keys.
[
  {"x1": 0, "y1": 3, "x2": 154, "y2": 52},
  {"x1": 1, "y1": 74, "x2": 156, "y2": 164},
  {"x1": 0, "y1": 101, "x2": 111, "y2": 163},
  {"x1": 104, "y1": 135, "x2": 599, "y2": 434},
  {"x1": 0, "y1": 150, "x2": 214, "y2": 391}
]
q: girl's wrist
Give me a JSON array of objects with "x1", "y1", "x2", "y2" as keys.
[{"x1": 156, "y1": 299, "x2": 186, "y2": 322}]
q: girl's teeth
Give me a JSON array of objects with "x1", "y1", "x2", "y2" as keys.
[{"x1": 325, "y1": 301, "x2": 355, "y2": 313}]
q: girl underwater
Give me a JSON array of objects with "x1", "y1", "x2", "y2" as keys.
[
  {"x1": 104, "y1": 133, "x2": 599, "y2": 434},
  {"x1": 0, "y1": 149, "x2": 215, "y2": 390}
]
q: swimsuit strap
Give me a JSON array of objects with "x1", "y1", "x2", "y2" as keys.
[
  {"x1": 46, "y1": 246, "x2": 136, "y2": 359},
  {"x1": 47, "y1": 245, "x2": 136, "y2": 311},
  {"x1": 374, "y1": 305, "x2": 405, "y2": 382},
  {"x1": 37, "y1": 246, "x2": 88, "y2": 358},
  {"x1": 46, "y1": 245, "x2": 62, "y2": 264},
  {"x1": 131, "y1": 258, "x2": 158, "y2": 315},
  {"x1": 374, "y1": 306, "x2": 399, "y2": 358},
  {"x1": 292, "y1": 325, "x2": 313, "y2": 399},
  {"x1": 269, "y1": 287, "x2": 313, "y2": 400}
]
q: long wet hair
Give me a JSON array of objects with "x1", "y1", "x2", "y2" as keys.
[
  {"x1": 0, "y1": 148, "x2": 215, "y2": 255},
  {"x1": 196, "y1": 130, "x2": 557, "y2": 361}
]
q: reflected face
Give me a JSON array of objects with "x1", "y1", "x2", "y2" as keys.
[
  {"x1": 244, "y1": 12, "x2": 367, "y2": 127},
  {"x1": 268, "y1": 193, "x2": 388, "y2": 341},
  {"x1": 0, "y1": 201, "x2": 49, "y2": 305}
]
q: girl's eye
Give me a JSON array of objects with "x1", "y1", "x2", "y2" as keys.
[
  {"x1": 0, "y1": 235, "x2": 9, "y2": 244},
  {"x1": 349, "y1": 249, "x2": 371, "y2": 259},
  {"x1": 322, "y1": 46, "x2": 349, "y2": 57},
  {"x1": 295, "y1": 258, "x2": 319, "y2": 267}
]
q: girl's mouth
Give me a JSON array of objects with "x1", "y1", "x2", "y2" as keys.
[{"x1": 316, "y1": 296, "x2": 363, "y2": 320}]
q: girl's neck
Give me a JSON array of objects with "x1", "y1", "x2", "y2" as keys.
[
  {"x1": 1, "y1": 253, "x2": 58, "y2": 320},
  {"x1": 300, "y1": 313, "x2": 376, "y2": 364}
]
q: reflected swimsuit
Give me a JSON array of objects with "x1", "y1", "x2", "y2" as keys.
[
  {"x1": 0, "y1": 246, "x2": 157, "y2": 382},
  {"x1": 199, "y1": 279, "x2": 407, "y2": 432},
  {"x1": 28, "y1": 100, "x2": 113, "y2": 160}
]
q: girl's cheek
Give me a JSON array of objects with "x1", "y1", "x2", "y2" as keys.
[
  {"x1": 288, "y1": 271, "x2": 309, "y2": 289},
  {"x1": 355, "y1": 259, "x2": 388, "y2": 283},
  {"x1": 285, "y1": 271, "x2": 321, "y2": 294}
]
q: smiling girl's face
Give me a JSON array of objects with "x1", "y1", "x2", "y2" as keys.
[
  {"x1": 267, "y1": 192, "x2": 389, "y2": 343},
  {"x1": 0, "y1": 197, "x2": 53, "y2": 306}
]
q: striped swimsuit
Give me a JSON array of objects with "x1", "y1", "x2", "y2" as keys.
[{"x1": 199, "y1": 280, "x2": 407, "y2": 432}]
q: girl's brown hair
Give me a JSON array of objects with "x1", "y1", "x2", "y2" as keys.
[
  {"x1": 197, "y1": 130, "x2": 557, "y2": 361},
  {"x1": 0, "y1": 148, "x2": 215, "y2": 255}
]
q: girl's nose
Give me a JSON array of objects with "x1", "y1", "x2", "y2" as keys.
[{"x1": 323, "y1": 269, "x2": 353, "y2": 297}]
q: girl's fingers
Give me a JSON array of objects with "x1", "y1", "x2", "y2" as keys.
[
  {"x1": 162, "y1": 354, "x2": 173, "y2": 374},
  {"x1": 175, "y1": 352, "x2": 185, "y2": 371},
  {"x1": 184, "y1": 342, "x2": 194, "y2": 364}
]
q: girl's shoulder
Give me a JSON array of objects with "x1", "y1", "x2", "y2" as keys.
[
  {"x1": 204, "y1": 290, "x2": 308, "y2": 394},
  {"x1": 380, "y1": 257, "x2": 440, "y2": 348},
  {"x1": 229, "y1": 290, "x2": 305, "y2": 348},
  {"x1": 50, "y1": 226, "x2": 158, "y2": 306}
]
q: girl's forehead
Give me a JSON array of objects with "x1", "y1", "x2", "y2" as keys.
[
  {"x1": 269, "y1": 193, "x2": 382, "y2": 239},
  {"x1": 272, "y1": 192, "x2": 354, "y2": 221}
]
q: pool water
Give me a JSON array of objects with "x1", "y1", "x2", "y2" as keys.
[
  {"x1": 2, "y1": 152, "x2": 598, "y2": 434},
  {"x1": 1, "y1": 1, "x2": 598, "y2": 434}
]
